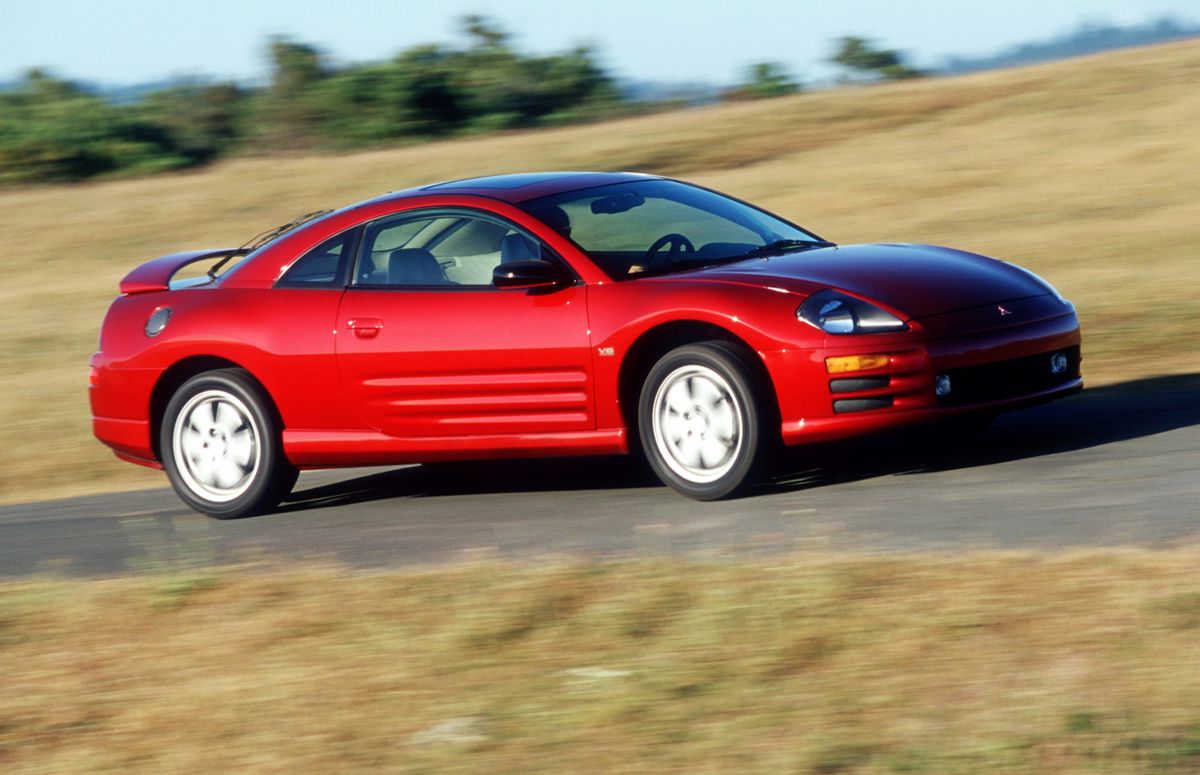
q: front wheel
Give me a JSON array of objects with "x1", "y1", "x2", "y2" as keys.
[
  {"x1": 638, "y1": 342, "x2": 765, "y2": 500},
  {"x1": 160, "y1": 369, "x2": 297, "y2": 519}
]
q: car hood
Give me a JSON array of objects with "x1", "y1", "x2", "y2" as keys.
[{"x1": 692, "y1": 243, "x2": 1052, "y2": 319}]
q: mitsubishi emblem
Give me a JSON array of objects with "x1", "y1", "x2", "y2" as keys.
[{"x1": 997, "y1": 304, "x2": 1013, "y2": 317}]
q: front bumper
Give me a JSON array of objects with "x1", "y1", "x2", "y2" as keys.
[{"x1": 766, "y1": 309, "x2": 1082, "y2": 446}]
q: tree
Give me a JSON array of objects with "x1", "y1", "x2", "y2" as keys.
[
  {"x1": 0, "y1": 70, "x2": 190, "y2": 183},
  {"x1": 258, "y1": 37, "x2": 329, "y2": 149},
  {"x1": 310, "y1": 46, "x2": 468, "y2": 143},
  {"x1": 268, "y1": 38, "x2": 327, "y2": 96},
  {"x1": 0, "y1": 20, "x2": 626, "y2": 183},
  {"x1": 831, "y1": 37, "x2": 921, "y2": 81},
  {"x1": 462, "y1": 14, "x2": 508, "y2": 51},
  {"x1": 139, "y1": 82, "x2": 246, "y2": 163},
  {"x1": 452, "y1": 17, "x2": 617, "y2": 130},
  {"x1": 726, "y1": 61, "x2": 801, "y2": 100}
]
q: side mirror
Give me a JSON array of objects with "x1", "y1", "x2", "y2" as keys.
[{"x1": 493, "y1": 259, "x2": 567, "y2": 290}]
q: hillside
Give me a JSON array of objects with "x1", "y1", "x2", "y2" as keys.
[
  {"x1": 939, "y1": 17, "x2": 1200, "y2": 74},
  {"x1": 1, "y1": 39, "x2": 1198, "y2": 504}
]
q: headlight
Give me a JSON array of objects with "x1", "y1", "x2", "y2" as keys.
[{"x1": 797, "y1": 289, "x2": 907, "y2": 334}]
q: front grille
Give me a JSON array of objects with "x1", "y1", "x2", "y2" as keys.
[
  {"x1": 822, "y1": 350, "x2": 925, "y2": 415},
  {"x1": 937, "y1": 345, "x2": 1080, "y2": 407},
  {"x1": 829, "y1": 376, "x2": 889, "y2": 394},
  {"x1": 834, "y1": 397, "x2": 894, "y2": 413}
]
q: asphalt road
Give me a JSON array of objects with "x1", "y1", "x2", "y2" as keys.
[{"x1": 2, "y1": 374, "x2": 1197, "y2": 577}]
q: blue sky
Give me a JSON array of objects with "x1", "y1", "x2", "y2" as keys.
[{"x1": 2, "y1": 0, "x2": 1196, "y2": 86}]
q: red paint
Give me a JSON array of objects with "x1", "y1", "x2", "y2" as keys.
[
  {"x1": 335, "y1": 286, "x2": 594, "y2": 437},
  {"x1": 92, "y1": 172, "x2": 1082, "y2": 473},
  {"x1": 118, "y1": 249, "x2": 240, "y2": 294}
]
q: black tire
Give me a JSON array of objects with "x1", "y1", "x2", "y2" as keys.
[
  {"x1": 637, "y1": 341, "x2": 765, "y2": 500},
  {"x1": 160, "y1": 368, "x2": 297, "y2": 519}
]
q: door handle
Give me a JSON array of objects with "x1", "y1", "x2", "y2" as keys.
[{"x1": 347, "y1": 318, "x2": 383, "y2": 339}]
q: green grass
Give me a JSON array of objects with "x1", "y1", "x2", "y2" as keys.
[
  {"x1": 4, "y1": 551, "x2": 1200, "y2": 772},
  {"x1": 2, "y1": 39, "x2": 1199, "y2": 504}
]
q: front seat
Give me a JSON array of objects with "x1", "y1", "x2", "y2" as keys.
[
  {"x1": 388, "y1": 248, "x2": 447, "y2": 285},
  {"x1": 499, "y1": 233, "x2": 540, "y2": 264}
]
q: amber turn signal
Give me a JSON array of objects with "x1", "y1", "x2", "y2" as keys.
[{"x1": 825, "y1": 354, "x2": 891, "y2": 374}]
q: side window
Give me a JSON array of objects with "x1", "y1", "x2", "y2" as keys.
[
  {"x1": 276, "y1": 230, "x2": 356, "y2": 288},
  {"x1": 356, "y1": 211, "x2": 549, "y2": 288}
]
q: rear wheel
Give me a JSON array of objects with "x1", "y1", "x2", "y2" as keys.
[
  {"x1": 638, "y1": 342, "x2": 765, "y2": 500},
  {"x1": 161, "y1": 369, "x2": 296, "y2": 519}
]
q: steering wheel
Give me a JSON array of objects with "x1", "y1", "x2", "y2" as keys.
[{"x1": 643, "y1": 233, "x2": 696, "y2": 269}]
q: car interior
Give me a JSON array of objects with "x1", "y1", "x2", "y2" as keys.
[
  {"x1": 529, "y1": 191, "x2": 767, "y2": 279},
  {"x1": 359, "y1": 215, "x2": 543, "y2": 287},
  {"x1": 278, "y1": 214, "x2": 551, "y2": 289}
]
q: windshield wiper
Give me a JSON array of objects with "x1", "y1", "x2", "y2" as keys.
[
  {"x1": 206, "y1": 209, "x2": 333, "y2": 280},
  {"x1": 737, "y1": 238, "x2": 833, "y2": 260},
  {"x1": 636, "y1": 238, "x2": 835, "y2": 278}
]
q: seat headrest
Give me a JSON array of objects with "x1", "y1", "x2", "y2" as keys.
[
  {"x1": 500, "y1": 233, "x2": 540, "y2": 264},
  {"x1": 388, "y1": 248, "x2": 445, "y2": 285}
]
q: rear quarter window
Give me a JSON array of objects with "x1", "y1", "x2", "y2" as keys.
[{"x1": 276, "y1": 230, "x2": 357, "y2": 288}]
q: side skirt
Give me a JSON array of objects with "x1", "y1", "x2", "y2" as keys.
[{"x1": 282, "y1": 428, "x2": 628, "y2": 467}]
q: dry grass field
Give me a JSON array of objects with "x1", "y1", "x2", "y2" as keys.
[
  {"x1": 1, "y1": 40, "x2": 1198, "y2": 504},
  {"x1": 4, "y1": 550, "x2": 1200, "y2": 773}
]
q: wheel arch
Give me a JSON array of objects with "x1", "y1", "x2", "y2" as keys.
[
  {"x1": 149, "y1": 355, "x2": 278, "y2": 461},
  {"x1": 616, "y1": 321, "x2": 780, "y2": 443}
]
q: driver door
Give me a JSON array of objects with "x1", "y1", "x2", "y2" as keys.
[{"x1": 335, "y1": 209, "x2": 594, "y2": 439}]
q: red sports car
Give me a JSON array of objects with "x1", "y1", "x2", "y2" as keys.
[{"x1": 90, "y1": 172, "x2": 1081, "y2": 517}]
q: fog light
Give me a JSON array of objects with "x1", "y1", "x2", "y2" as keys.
[
  {"x1": 1050, "y1": 352, "x2": 1069, "y2": 375},
  {"x1": 935, "y1": 374, "x2": 952, "y2": 397}
]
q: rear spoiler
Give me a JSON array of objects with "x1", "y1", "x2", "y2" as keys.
[{"x1": 118, "y1": 248, "x2": 240, "y2": 295}]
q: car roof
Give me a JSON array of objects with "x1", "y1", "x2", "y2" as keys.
[{"x1": 368, "y1": 171, "x2": 659, "y2": 205}]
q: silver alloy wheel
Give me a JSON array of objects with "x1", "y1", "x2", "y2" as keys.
[
  {"x1": 171, "y1": 389, "x2": 262, "y2": 503},
  {"x1": 650, "y1": 364, "x2": 744, "y2": 484}
]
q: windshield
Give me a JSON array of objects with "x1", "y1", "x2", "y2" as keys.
[{"x1": 520, "y1": 179, "x2": 830, "y2": 279}]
